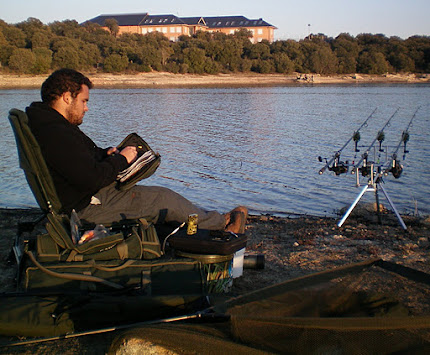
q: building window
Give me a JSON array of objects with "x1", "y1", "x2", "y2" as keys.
[
  {"x1": 229, "y1": 29, "x2": 235, "y2": 34},
  {"x1": 142, "y1": 28, "x2": 147, "y2": 34},
  {"x1": 170, "y1": 27, "x2": 175, "y2": 33},
  {"x1": 258, "y1": 28, "x2": 263, "y2": 35},
  {"x1": 162, "y1": 27, "x2": 167, "y2": 33},
  {"x1": 177, "y1": 27, "x2": 182, "y2": 33}
]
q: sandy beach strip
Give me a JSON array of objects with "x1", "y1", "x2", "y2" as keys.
[{"x1": 1, "y1": 72, "x2": 429, "y2": 89}]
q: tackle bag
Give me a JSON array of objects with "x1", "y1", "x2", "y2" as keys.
[
  {"x1": 37, "y1": 217, "x2": 161, "y2": 262},
  {"x1": 22, "y1": 255, "x2": 205, "y2": 293}
]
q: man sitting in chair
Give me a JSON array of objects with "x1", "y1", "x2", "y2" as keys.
[{"x1": 26, "y1": 68, "x2": 247, "y2": 234}]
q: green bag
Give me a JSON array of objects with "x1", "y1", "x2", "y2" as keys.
[
  {"x1": 38, "y1": 216, "x2": 161, "y2": 262},
  {"x1": 22, "y1": 256, "x2": 204, "y2": 293},
  {"x1": 0, "y1": 291, "x2": 208, "y2": 337}
]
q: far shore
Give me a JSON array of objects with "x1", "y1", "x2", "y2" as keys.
[{"x1": 1, "y1": 72, "x2": 429, "y2": 89}]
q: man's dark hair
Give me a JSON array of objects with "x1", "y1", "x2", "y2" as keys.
[{"x1": 41, "y1": 68, "x2": 93, "y2": 104}]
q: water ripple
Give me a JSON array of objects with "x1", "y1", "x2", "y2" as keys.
[{"x1": 1, "y1": 85, "x2": 429, "y2": 217}]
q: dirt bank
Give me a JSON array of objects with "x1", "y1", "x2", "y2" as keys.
[{"x1": 1, "y1": 72, "x2": 429, "y2": 89}]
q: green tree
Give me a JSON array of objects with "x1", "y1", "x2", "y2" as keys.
[
  {"x1": 356, "y1": 33, "x2": 389, "y2": 53},
  {"x1": 233, "y1": 28, "x2": 253, "y2": 44},
  {"x1": 8, "y1": 48, "x2": 35, "y2": 73},
  {"x1": 299, "y1": 40, "x2": 318, "y2": 73},
  {"x1": 32, "y1": 47, "x2": 53, "y2": 73},
  {"x1": 52, "y1": 45, "x2": 80, "y2": 69},
  {"x1": 357, "y1": 50, "x2": 390, "y2": 74},
  {"x1": 405, "y1": 36, "x2": 430, "y2": 72},
  {"x1": 309, "y1": 46, "x2": 338, "y2": 74},
  {"x1": 0, "y1": 29, "x2": 14, "y2": 67},
  {"x1": 30, "y1": 30, "x2": 52, "y2": 49},
  {"x1": 205, "y1": 37, "x2": 243, "y2": 71},
  {"x1": 251, "y1": 58, "x2": 275, "y2": 73},
  {"x1": 79, "y1": 42, "x2": 101, "y2": 69},
  {"x1": 203, "y1": 57, "x2": 220, "y2": 74},
  {"x1": 246, "y1": 42, "x2": 271, "y2": 60},
  {"x1": 387, "y1": 37, "x2": 415, "y2": 72},
  {"x1": 273, "y1": 52, "x2": 294, "y2": 73},
  {"x1": 183, "y1": 47, "x2": 206, "y2": 74},
  {"x1": 2, "y1": 25, "x2": 26, "y2": 47},
  {"x1": 239, "y1": 58, "x2": 252, "y2": 72},
  {"x1": 104, "y1": 53, "x2": 128, "y2": 72},
  {"x1": 16, "y1": 17, "x2": 49, "y2": 48},
  {"x1": 50, "y1": 20, "x2": 84, "y2": 39},
  {"x1": 272, "y1": 40, "x2": 305, "y2": 72},
  {"x1": 105, "y1": 19, "x2": 119, "y2": 37},
  {"x1": 332, "y1": 33, "x2": 359, "y2": 73}
]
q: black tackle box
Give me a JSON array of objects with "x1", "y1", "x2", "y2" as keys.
[{"x1": 168, "y1": 230, "x2": 247, "y2": 255}]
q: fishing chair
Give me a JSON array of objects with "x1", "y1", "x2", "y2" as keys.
[
  {"x1": 8, "y1": 108, "x2": 59, "y2": 274},
  {"x1": 8, "y1": 109, "x2": 160, "y2": 286}
]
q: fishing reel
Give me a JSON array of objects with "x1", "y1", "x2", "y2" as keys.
[
  {"x1": 384, "y1": 156, "x2": 403, "y2": 179},
  {"x1": 318, "y1": 154, "x2": 349, "y2": 176},
  {"x1": 358, "y1": 154, "x2": 372, "y2": 177},
  {"x1": 329, "y1": 161, "x2": 349, "y2": 175}
]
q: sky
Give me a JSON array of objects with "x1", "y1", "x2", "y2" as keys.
[{"x1": 1, "y1": 0, "x2": 429, "y2": 40}]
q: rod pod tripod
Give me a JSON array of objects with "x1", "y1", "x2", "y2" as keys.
[{"x1": 338, "y1": 164, "x2": 407, "y2": 230}]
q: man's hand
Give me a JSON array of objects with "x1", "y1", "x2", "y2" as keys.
[
  {"x1": 107, "y1": 147, "x2": 119, "y2": 155},
  {"x1": 119, "y1": 146, "x2": 138, "y2": 164}
]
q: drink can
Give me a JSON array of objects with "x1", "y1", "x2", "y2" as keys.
[{"x1": 187, "y1": 214, "x2": 198, "y2": 235}]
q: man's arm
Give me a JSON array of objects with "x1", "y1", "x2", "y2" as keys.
[{"x1": 41, "y1": 125, "x2": 130, "y2": 194}]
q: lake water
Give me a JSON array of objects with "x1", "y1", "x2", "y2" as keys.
[{"x1": 1, "y1": 84, "x2": 429, "y2": 219}]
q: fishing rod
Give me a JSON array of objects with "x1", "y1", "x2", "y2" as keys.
[
  {"x1": 318, "y1": 107, "x2": 377, "y2": 175},
  {"x1": 383, "y1": 106, "x2": 419, "y2": 178},
  {"x1": 352, "y1": 107, "x2": 400, "y2": 176},
  {"x1": 2, "y1": 310, "x2": 230, "y2": 348}
]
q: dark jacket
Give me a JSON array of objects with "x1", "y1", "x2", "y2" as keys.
[{"x1": 26, "y1": 102, "x2": 129, "y2": 214}]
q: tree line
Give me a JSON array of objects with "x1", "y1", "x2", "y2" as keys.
[{"x1": 1, "y1": 17, "x2": 429, "y2": 75}]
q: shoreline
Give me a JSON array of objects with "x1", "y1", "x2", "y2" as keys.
[{"x1": 1, "y1": 72, "x2": 429, "y2": 89}]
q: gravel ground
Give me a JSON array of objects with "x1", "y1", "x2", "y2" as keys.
[{"x1": 0, "y1": 205, "x2": 429, "y2": 353}]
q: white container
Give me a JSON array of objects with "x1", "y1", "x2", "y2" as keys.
[{"x1": 231, "y1": 248, "x2": 245, "y2": 278}]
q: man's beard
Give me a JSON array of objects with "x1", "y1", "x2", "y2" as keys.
[{"x1": 66, "y1": 105, "x2": 84, "y2": 125}]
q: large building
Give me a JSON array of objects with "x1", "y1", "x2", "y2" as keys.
[{"x1": 86, "y1": 13, "x2": 276, "y2": 43}]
